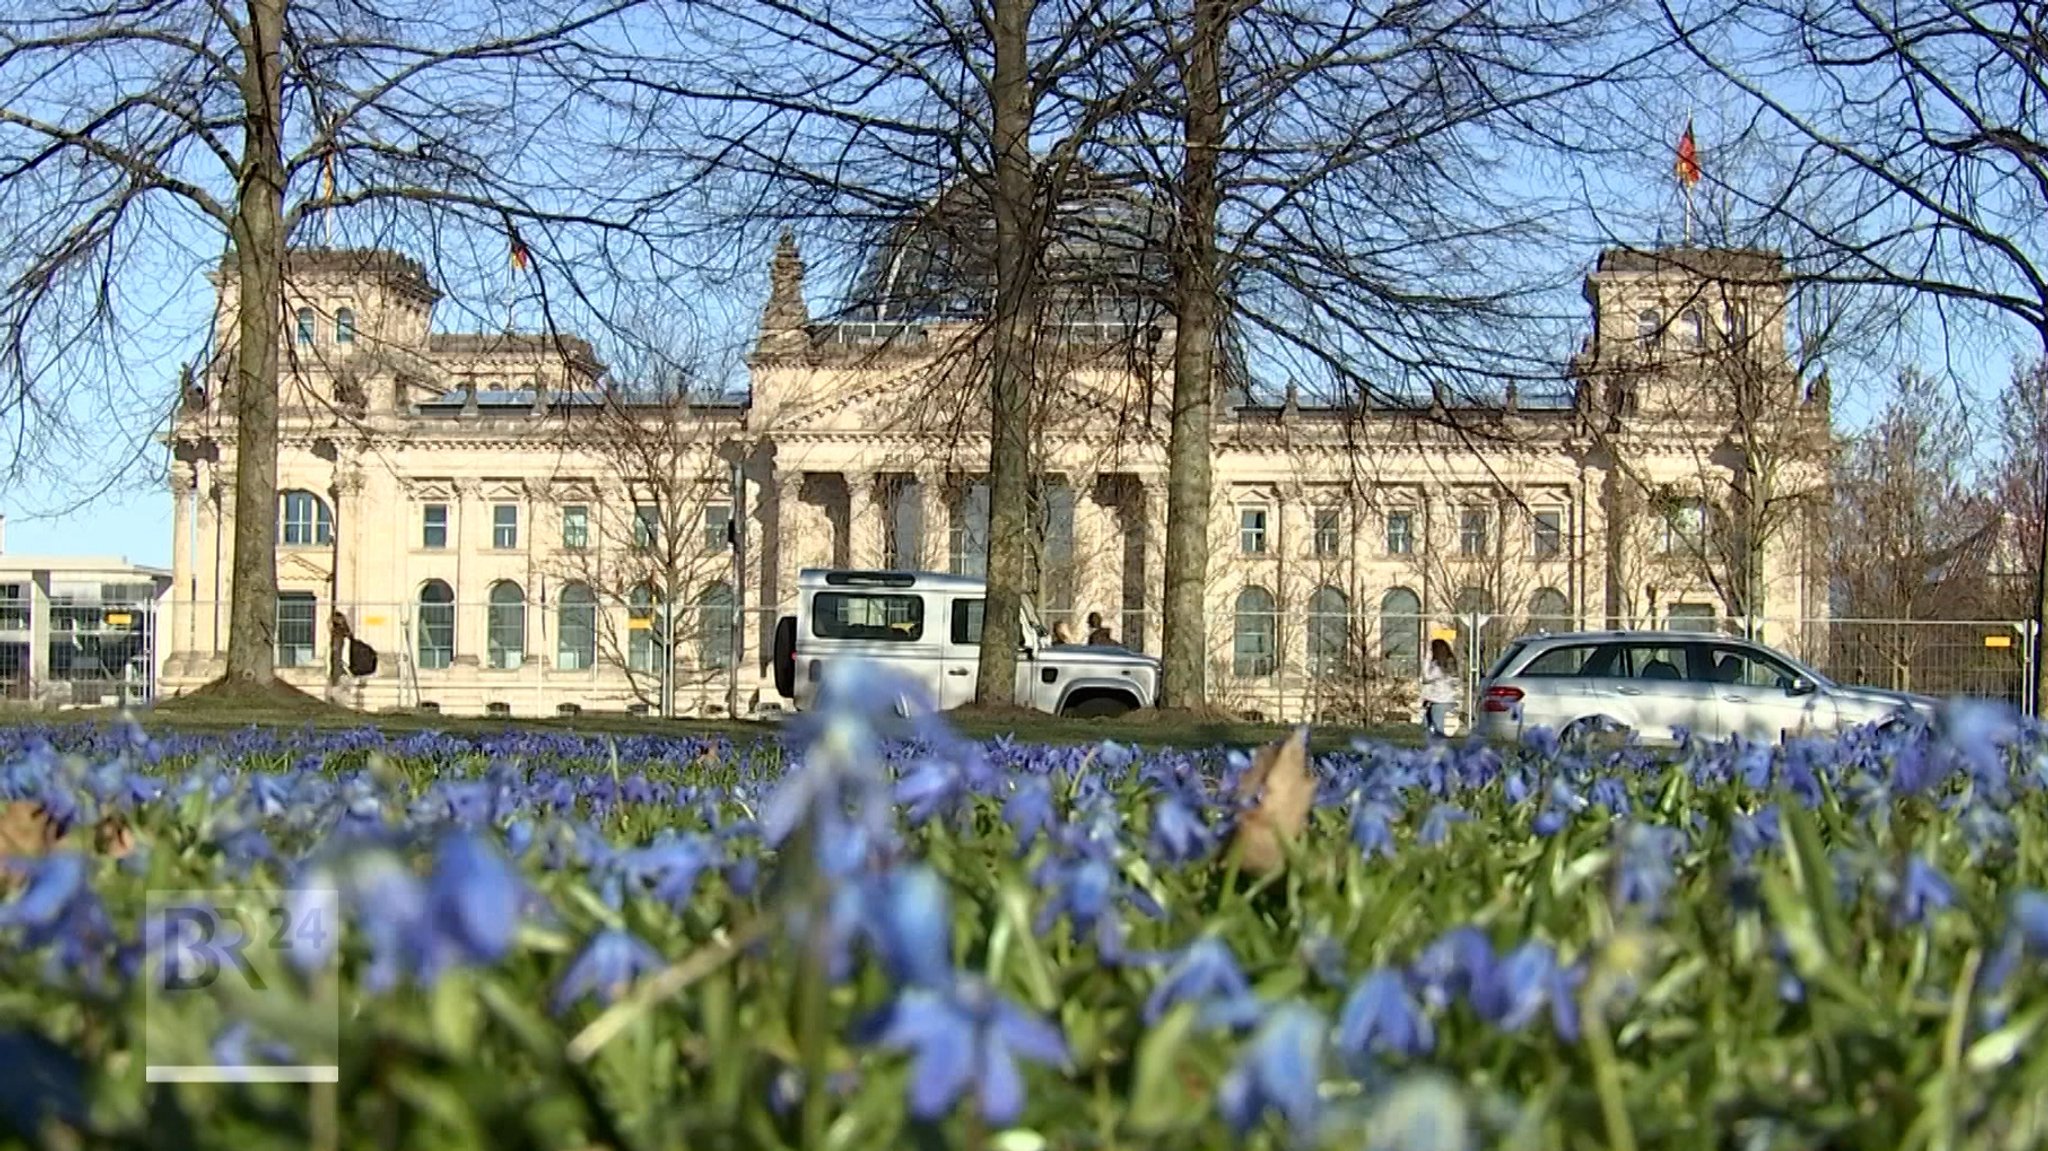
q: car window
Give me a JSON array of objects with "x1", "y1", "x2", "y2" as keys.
[
  {"x1": 811, "y1": 592, "x2": 925, "y2": 642},
  {"x1": 1704, "y1": 645, "x2": 1798, "y2": 689},
  {"x1": 1487, "y1": 639, "x2": 1532, "y2": 679},
  {"x1": 951, "y1": 598, "x2": 985, "y2": 646},
  {"x1": 1518, "y1": 644, "x2": 1595, "y2": 677},
  {"x1": 1619, "y1": 644, "x2": 1691, "y2": 681}
]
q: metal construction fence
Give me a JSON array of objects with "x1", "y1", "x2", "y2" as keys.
[
  {"x1": 0, "y1": 595, "x2": 161, "y2": 708},
  {"x1": 134, "y1": 596, "x2": 2045, "y2": 724}
]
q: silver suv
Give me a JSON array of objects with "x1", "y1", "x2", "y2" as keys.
[
  {"x1": 771, "y1": 569, "x2": 1161, "y2": 718},
  {"x1": 1472, "y1": 629, "x2": 1935, "y2": 745}
]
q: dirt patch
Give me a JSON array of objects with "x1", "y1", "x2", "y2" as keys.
[
  {"x1": 948, "y1": 702, "x2": 1046, "y2": 723},
  {"x1": 157, "y1": 675, "x2": 334, "y2": 717}
]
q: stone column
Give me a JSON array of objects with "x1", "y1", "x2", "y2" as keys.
[
  {"x1": 206, "y1": 472, "x2": 233, "y2": 674},
  {"x1": 1139, "y1": 480, "x2": 1167, "y2": 655},
  {"x1": 1073, "y1": 475, "x2": 1119, "y2": 635},
  {"x1": 168, "y1": 470, "x2": 194, "y2": 678},
  {"x1": 913, "y1": 470, "x2": 946, "y2": 571},
  {"x1": 846, "y1": 472, "x2": 882, "y2": 569},
  {"x1": 452, "y1": 479, "x2": 481, "y2": 667}
]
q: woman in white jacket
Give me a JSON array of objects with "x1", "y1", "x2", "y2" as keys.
[{"x1": 1420, "y1": 638, "x2": 1459, "y2": 738}]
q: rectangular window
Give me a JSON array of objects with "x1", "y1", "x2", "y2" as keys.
[
  {"x1": 634, "y1": 505, "x2": 659, "y2": 549},
  {"x1": 1662, "y1": 500, "x2": 1707, "y2": 554},
  {"x1": 704, "y1": 503, "x2": 732, "y2": 551},
  {"x1": 810, "y1": 592, "x2": 924, "y2": 642},
  {"x1": 0, "y1": 584, "x2": 26, "y2": 631},
  {"x1": 950, "y1": 598, "x2": 986, "y2": 646},
  {"x1": 295, "y1": 309, "x2": 315, "y2": 346},
  {"x1": 492, "y1": 504, "x2": 519, "y2": 549},
  {"x1": 1533, "y1": 510, "x2": 1563, "y2": 559},
  {"x1": 422, "y1": 504, "x2": 448, "y2": 549},
  {"x1": 1386, "y1": 511, "x2": 1415, "y2": 556},
  {"x1": 1459, "y1": 509, "x2": 1489, "y2": 556},
  {"x1": 562, "y1": 505, "x2": 589, "y2": 551},
  {"x1": 276, "y1": 592, "x2": 317, "y2": 668},
  {"x1": 1239, "y1": 507, "x2": 1269, "y2": 555},
  {"x1": 1519, "y1": 645, "x2": 1595, "y2": 677},
  {"x1": 1312, "y1": 508, "x2": 1341, "y2": 557}
]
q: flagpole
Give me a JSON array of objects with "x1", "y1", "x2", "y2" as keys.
[{"x1": 1683, "y1": 105, "x2": 1694, "y2": 247}]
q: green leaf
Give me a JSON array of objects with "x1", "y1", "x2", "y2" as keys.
[
  {"x1": 429, "y1": 970, "x2": 483, "y2": 1057},
  {"x1": 1778, "y1": 797, "x2": 1850, "y2": 961},
  {"x1": 1126, "y1": 1002, "x2": 1199, "y2": 1135},
  {"x1": 1966, "y1": 1005, "x2": 2048, "y2": 1073}
]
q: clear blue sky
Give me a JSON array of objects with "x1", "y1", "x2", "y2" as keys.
[{"x1": 0, "y1": 36, "x2": 2032, "y2": 569}]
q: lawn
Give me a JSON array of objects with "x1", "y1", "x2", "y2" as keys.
[
  {"x1": 10, "y1": 693, "x2": 1421, "y2": 755},
  {"x1": 0, "y1": 670, "x2": 2043, "y2": 1151}
]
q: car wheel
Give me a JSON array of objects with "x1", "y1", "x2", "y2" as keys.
[
  {"x1": 1064, "y1": 695, "x2": 1133, "y2": 719},
  {"x1": 1561, "y1": 715, "x2": 1629, "y2": 753}
]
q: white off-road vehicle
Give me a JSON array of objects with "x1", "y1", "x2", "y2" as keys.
[{"x1": 770, "y1": 569, "x2": 1160, "y2": 717}]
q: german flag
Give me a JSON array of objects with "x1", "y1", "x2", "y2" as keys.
[
  {"x1": 510, "y1": 232, "x2": 531, "y2": 272},
  {"x1": 1676, "y1": 117, "x2": 1702, "y2": 189}
]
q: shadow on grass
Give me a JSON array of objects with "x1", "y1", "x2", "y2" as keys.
[{"x1": 5, "y1": 695, "x2": 1423, "y2": 755}]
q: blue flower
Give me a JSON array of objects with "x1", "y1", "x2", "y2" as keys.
[
  {"x1": 614, "y1": 836, "x2": 718, "y2": 909},
  {"x1": 1350, "y1": 798, "x2": 1399, "y2": 859},
  {"x1": 2015, "y1": 890, "x2": 2048, "y2": 954},
  {"x1": 1144, "y1": 935, "x2": 1253, "y2": 1026},
  {"x1": 1410, "y1": 927, "x2": 1493, "y2": 1011},
  {"x1": 1418, "y1": 805, "x2": 1468, "y2": 847},
  {"x1": 1149, "y1": 795, "x2": 1214, "y2": 864},
  {"x1": 426, "y1": 832, "x2": 523, "y2": 968},
  {"x1": 1218, "y1": 1002, "x2": 1326, "y2": 1141},
  {"x1": 553, "y1": 928, "x2": 665, "y2": 1014},
  {"x1": 1002, "y1": 777, "x2": 1057, "y2": 850},
  {"x1": 863, "y1": 978, "x2": 1070, "y2": 1127},
  {"x1": 1336, "y1": 968, "x2": 1433, "y2": 1063},
  {"x1": 1612, "y1": 824, "x2": 1683, "y2": 914},
  {"x1": 0, "y1": 854, "x2": 87, "y2": 934},
  {"x1": 1470, "y1": 941, "x2": 1556, "y2": 1033},
  {"x1": 874, "y1": 866, "x2": 953, "y2": 989},
  {"x1": 1893, "y1": 855, "x2": 1955, "y2": 927}
]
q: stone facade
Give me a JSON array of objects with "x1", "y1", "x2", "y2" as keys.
[{"x1": 161, "y1": 241, "x2": 1830, "y2": 720}]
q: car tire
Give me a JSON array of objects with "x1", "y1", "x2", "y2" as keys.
[
  {"x1": 1561, "y1": 715, "x2": 1629, "y2": 752},
  {"x1": 1064, "y1": 695, "x2": 1134, "y2": 719}
]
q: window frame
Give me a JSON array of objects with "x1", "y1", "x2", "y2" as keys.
[
  {"x1": 1311, "y1": 508, "x2": 1342, "y2": 558},
  {"x1": 1385, "y1": 510, "x2": 1415, "y2": 556},
  {"x1": 278, "y1": 490, "x2": 333, "y2": 547},
  {"x1": 703, "y1": 503, "x2": 733, "y2": 552},
  {"x1": 1458, "y1": 507, "x2": 1490, "y2": 557},
  {"x1": 491, "y1": 503, "x2": 520, "y2": 550},
  {"x1": 486, "y1": 581, "x2": 527, "y2": 670},
  {"x1": 809, "y1": 592, "x2": 926, "y2": 642},
  {"x1": 421, "y1": 503, "x2": 449, "y2": 550},
  {"x1": 295, "y1": 307, "x2": 316, "y2": 347},
  {"x1": 275, "y1": 591, "x2": 318, "y2": 668},
  {"x1": 1232, "y1": 586, "x2": 1277, "y2": 678},
  {"x1": 1239, "y1": 506, "x2": 1270, "y2": 556},
  {"x1": 335, "y1": 307, "x2": 356, "y2": 345},
  {"x1": 556, "y1": 583, "x2": 598, "y2": 671},
  {"x1": 1533, "y1": 509, "x2": 1563, "y2": 559},
  {"x1": 416, "y1": 581, "x2": 456, "y2": 670},
  {"x1": 561, "y1": 504, "x2": 590, "y2": 551}
]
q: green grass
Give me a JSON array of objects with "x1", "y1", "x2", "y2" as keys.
[{"x1": 2, "y1": 696, "x2": 1420, "y2": 754}]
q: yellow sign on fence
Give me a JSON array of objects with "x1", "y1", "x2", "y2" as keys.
[
  {"x1": 1429, "y1": 627, "x2": 1457, "y2": 644},
  {"x1": 1985, "y1": 634, "x2": 2013, "y2": 650},
  {"x1": 104, "y1": 612, "x2": 132, "y2": 627},
  {"x1": 363, "y1": 615, "x2": 388, "y2": 628}
]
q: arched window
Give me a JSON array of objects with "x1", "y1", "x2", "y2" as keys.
[
  {"x1": 278, "y1": 490, "x2": 333, "y2": 546},
  {"x1": 557, "y1": 583, "x2": 597, "y2": 671},
  {"x1": 1232, "y1": 586, "x2": 1277, "y2": 678},
  {"x1": 417, "y1": 581, "x2": 455, "y2": 670},
  {"x1": 1528, "y1": 587, "x2": 1572, "y2": 635},
  {"x1": 1307, "y1": 586, "x2": 1351, "y2": 676},
  {"x1": 295, "y1": 307, "x2": 316, "y2": 346},
  {"x1": 1681, "y1": 308, "x2": 1705, "y2": 347},
  {"x1": 698, "y1": 581, "x2": 736, "y2": 670},
  {"x1": 628, "y1": 584, "x2": 662, "y2": 673},
  {"x1": 1380, "y1": 587, "x2": 1422, "y2": 675},
  {"x1": 1634, "y1": 308, "x2": 1661, "y2": 346},
  {"x1": 487, "y1": 581, "x2": 526, "y2": 670},
  {"x1": 335, "y1": 308, "x2": 356, "y2": 345}
]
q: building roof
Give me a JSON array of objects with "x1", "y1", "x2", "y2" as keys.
[
  {"x1": 0, "y1": 555, "x2": 171, "y2": 580},
  {"x1": 427, "y1": 332, "x2": 605, "y2": 373},
  {"x1": 1594, "y1": 247, "x2": 1784, "y2": 281},
  {"x1": 215, "y1": 247, "x2": 440, "y2": 297}
]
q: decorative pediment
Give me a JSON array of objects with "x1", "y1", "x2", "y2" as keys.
[
  {"x1": 480, "y1": 478, "x2": 526, "y2": 502},
  {"x1": 407, "y1": 477, "x2": 456, "y2": 501}
]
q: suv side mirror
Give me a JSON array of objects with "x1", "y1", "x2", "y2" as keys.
[{"x1": 1786, "y1": 676, "x2": 1816, "y2": 697}]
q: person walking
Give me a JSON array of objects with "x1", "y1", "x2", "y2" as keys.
[
  {"x1": 327, "y1": 611, "x2": 356, "y2": 707},
  {"x1": 1420, "y1": 637, "x2": 1459, "y2": 738}
]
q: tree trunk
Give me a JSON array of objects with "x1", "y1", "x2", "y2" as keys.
[
  {"x1": 1158, "y1": 0, "x2": 1225, "y2": 710},
  {"x1": 220, "y1": 0, "x2": 289, "y2": 689},
  {"x1": 973, "y1": 0, "x2": 1039, "y2": 707},
  {"x1": 2035, "y1": 453, "x2": 2047, "y2": 717}
]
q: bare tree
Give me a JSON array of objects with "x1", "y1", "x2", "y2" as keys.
[
  {"x1": 1092, "y1": 0, "x2": 1643, "y2": 709},
  {"x1": 0, "y1": 0, "x2": 685, "y2": 695},
  {"x1": 1990, "y1": 360, "x2": 2048, "y2": 617},
  {"x1": 540, "y1": 364, "x2": 745, "y2": 716},
  {"x1": 1658, "y1": 0, "x2": 2048, "y2": 708}
]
